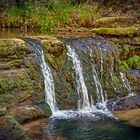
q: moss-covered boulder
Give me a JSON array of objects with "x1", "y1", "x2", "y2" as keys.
[
  {"x1": 93, "y1": 27, "x2": 139, "y2": 37},
  {"x1": 0, "y1": 38, "x2": 44, "y2": 109}
]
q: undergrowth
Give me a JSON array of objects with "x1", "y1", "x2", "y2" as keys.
[{"x1": 1, "y1": 0, "x2": 99, "y2": 32}]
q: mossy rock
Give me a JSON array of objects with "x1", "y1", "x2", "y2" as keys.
[
  {"x1": 0, "y1": 39, "x2": 32, "y2": 61},
  {"x1": 0, "y1": 38, "x2": 44, "y2": 109},
  {"x1": 93, "y1": 27, "x2": 139, "y2": 37},
  {"x1": 0, "y1": 115, "x2": 33, "y2": 140},
  {"x1": 134, "y1": 36, "x2": 140, "y2": 42},
  {"x1": 94, "y1": 17, "x2": 137, "y2": 28},
  {"x1": 9, "y1": 105, "x2": 51, "y2": 124}
]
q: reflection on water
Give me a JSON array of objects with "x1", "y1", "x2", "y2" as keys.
[
  {"x1": 45, "y1": 116, "x2": 140, "y2": 140},
  {"x1": 0, "y1": 28, "x2": 46, "y2": 38}
]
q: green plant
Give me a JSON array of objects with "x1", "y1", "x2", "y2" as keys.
[{"x1": 127, "y1": 55, "x2": 140, "y2": 69}]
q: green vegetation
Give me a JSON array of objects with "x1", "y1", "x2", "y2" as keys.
[
  {"x1": 94, "y1": 28, "x2": 138, "y2": 37},
  {"x1": 135, "y1": 36, "x2": 140, "y2": 42},
  {"x1": 0, "y1": 1, "x2": 99, "y2": 32},
  {"x1": 123, "y1": 44, "x2": 129, "y2": 53},
  {"x1": 118, "y1": 55, "x2": 140, "y2": 72},
  {"x1": 112, "y1": 76, "x2": 120, "y2": 87}
]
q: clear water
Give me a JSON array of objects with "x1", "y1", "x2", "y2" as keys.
[{"x1": 46, "y1": 116, "x2": 140, "y2": 140}]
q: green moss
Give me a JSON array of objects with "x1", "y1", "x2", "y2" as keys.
[
  {"x1": 127, "y1": 55, "x2": 140, "y2": 69},
  {"x1": 134, "y1": 36, "x2": 140, "y2": 42},
  {"x1": 118, "y1": 55, "x2": 140, "y2": 72},
  {"x1": 0, "y1": 37, "x2": 67, "y2": 109},
  {"x1": 0, "y1": 39, "x2": 31, "y2": 61},
  {"x1": 111, "y1": 41, "x2": 121, "y2": 48},
  {"x1": 112, "y1": 76, "x2": 120, "y2": 87},
  {"x1": 0, "y1": 107, "x2": 7, "y2": 116},
  {"x1": 94, "y1": 28, "x2": 138, "y2": 37},
  {"x1": 124, "y1": 44, "x2": 129, "y2": 53},
  {"x1": 118, "y1": 60, "x2": 129, "y2": 72}
]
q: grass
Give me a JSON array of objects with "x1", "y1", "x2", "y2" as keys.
[{"x1": 0, "y1": 1, "x2": 99, "y2": 32}]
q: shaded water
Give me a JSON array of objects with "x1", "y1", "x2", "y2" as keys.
[{"x1": 46, "y1": 117, "x2": 140, "y2": 140}]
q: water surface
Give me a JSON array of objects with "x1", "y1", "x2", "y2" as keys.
[{"x1": 46, "y1": 115, "x2": 140, "y2": 140}]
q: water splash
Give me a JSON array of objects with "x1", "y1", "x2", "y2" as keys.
[{"x1": 27, "y1": 41, "x2": 58, "y2": 114}]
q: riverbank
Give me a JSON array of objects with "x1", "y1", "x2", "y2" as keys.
[{"x1": 0, "y1": 0, "x2": 140, "y2": 33}]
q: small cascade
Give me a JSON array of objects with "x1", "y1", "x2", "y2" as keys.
[
  {"x1": 67, "y1": 45, "x2": 91, "y2": 110},
  {"x1": 27, "y1": 40, "x2": 58, "y2": 114},
  {"x1": 26, "y1": 37, "x2": 134, "y2": 119},
  {"x1": 89, "y1": 49, "x2": 109, "y2": 113},
  {"x1": 67, "y1": 44, "x2": 111, "y2": 115},
  {"x1": 120, "y1": 72, "x2": 134, "y2": 96}
]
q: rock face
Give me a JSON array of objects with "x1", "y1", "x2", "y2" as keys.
[{"x1": 0, "y1": 38, "x2": 44, "y2": 108}]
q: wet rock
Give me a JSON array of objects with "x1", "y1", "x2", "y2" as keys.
[
  {"x1": 114, "y1": 109, "x2": 140, "y2": 127},
  {"x1": 0, "y1": 115, "x2": 33, "y2": 140},
  {"x1": 23, "y1": 118, "x2": 47, "y2": 139},
  {"x1": 9, "y1": 105, "x2": 51, "y2": 124},
  {"x1": 110, "y1": 96, "x2": 140, "y2": 111}
]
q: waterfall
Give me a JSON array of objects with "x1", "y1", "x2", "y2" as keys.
[
  {"x1": 89, "y1": 48, "x2": 109, "y2": 113},
  {"x1": 66, "y1": 44, "x2": 111, "y2": 115},
  {"x1": 27, "y1": 40, "x2": 58, "y2": 114},
  {"x1": 120, "y1": 72, "x2": 134, "y2": 96},
  {"x1": 67, "y1": 45, "x2": 90, "y2": 110},
  {"x1": 26, "y1": 38, "x2": 134, "y2": 119}
]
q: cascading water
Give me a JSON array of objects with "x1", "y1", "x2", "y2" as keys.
[
  {"x1": 89, "y1": 48, "x2": 109, "y2": 113},
  {"x1": 67, "y1": 45, "x2": 91, "y2": 110},
  {"x1": 27, "y1": 37, "x2": 134, "y2": 119},
  {"x1": 66, "y1": 44, "x2": 111, "y2": 115},
  {"x1": 120, "y1": 72, "x2": 134, "y2": 96},
  {"x1": 27, "y1": 40, "x2": 58, "y2": 114}
]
